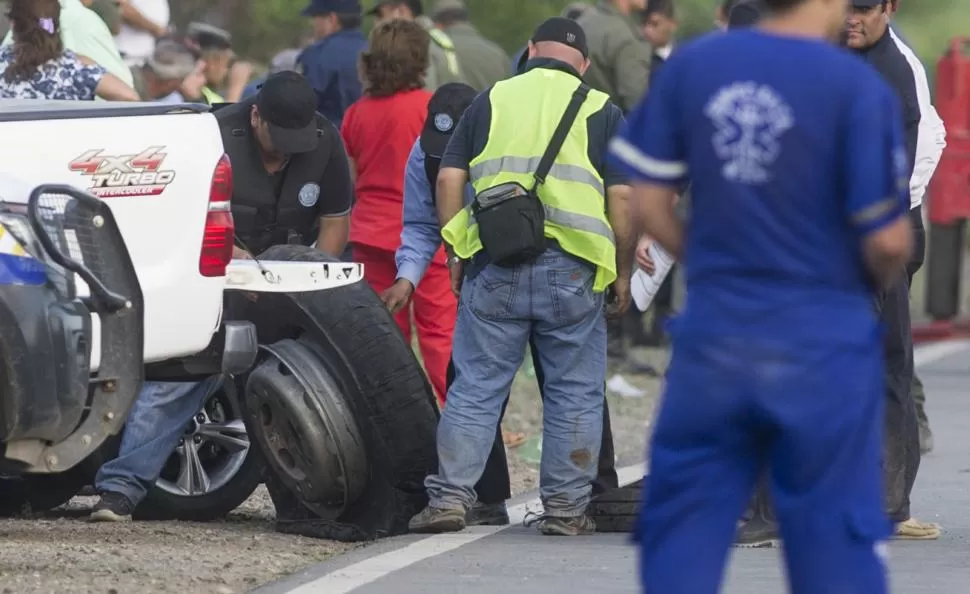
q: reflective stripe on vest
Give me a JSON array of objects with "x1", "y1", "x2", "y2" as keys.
[
  {"x1": 428, "y1": 29, "x2": 461, "y2": 76},
  {"x1": 442, "y1": 68, "x2": 617, "y2": 292}
]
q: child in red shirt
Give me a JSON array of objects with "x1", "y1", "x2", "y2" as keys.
[{"x1": 341, "y1": 19, "x2": 456, "y2": 406}]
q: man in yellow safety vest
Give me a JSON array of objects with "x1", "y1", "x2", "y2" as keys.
[{"x1": 408, "y1": 16, "x2": 636, "y2": 537}]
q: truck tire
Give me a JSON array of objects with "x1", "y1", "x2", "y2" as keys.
[
  {"x1": 588, "y1": 478, "x2": 643, "y2": 533},
  {"x1": 240, "y1": 245, "x2": 439, "y2": 542}
]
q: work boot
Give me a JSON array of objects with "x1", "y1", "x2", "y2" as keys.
[
  {"x1": 733, "y1": 491, "x2": 779, "y2": 548},
  {"x1": 537, "y1": 514, "x2": 596, "y2": 536},
  {"x1": 893, "y1": 518, "x2": 941, "y2": 540},
  {"x1": 89, "y1": 492, "x2": 135, "y2": 522},
  {"x1": 466, "y1": 502, "x2": 510, "y2": 526},
  {"x1": 408, "y1": 505, "x2": 466, "y2": 534}
]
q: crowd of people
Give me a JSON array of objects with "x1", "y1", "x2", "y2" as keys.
[
  {"x1": 0, "y1": 0, "x2": 257, "y2": 103},
  {"x1": 0, "y1": 0, "x2": 951, "y2": 589}
]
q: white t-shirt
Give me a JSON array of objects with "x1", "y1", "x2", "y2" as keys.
[{"x1": 114, "y1": 0, "x2": 170, "y2": 67}]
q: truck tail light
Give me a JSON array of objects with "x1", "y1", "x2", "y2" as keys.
[{"x1": 199, "y1": 153, "x2": 234, "y2": 277}]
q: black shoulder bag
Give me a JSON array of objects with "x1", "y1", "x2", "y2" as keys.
[{"x1": 471, "y1": 83, "x2": 591, "y2": 267}]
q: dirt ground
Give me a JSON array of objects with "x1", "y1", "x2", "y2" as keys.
[{"x1": 0, "y1": 348, "x2": 666, "y2": 594}]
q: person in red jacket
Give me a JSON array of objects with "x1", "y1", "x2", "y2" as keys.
[{"x1": 340, "y1": 18, "x2": 455, "y2": 406}]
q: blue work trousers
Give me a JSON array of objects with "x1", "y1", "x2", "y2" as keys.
[
  {"x1": 95, "y1": 379, "x2": 216, "y2": 505},
  {"x1": 425, "y1": 249, "x2": 607, "y2": 517},
  {"x1": 639, "y1": 334, "x2": 891, "y2": 594}
]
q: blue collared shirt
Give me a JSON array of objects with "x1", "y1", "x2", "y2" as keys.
[
  {"x1": 298, "y1": 29, "x2": 367, "y2": 129},
  {"x1": 395, "y1": 140, "x2": 474, "y2": 287}
]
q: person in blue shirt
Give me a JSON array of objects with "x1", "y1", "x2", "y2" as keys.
[
  {"x1": 609, "y1": 0, "x2": 914, "y2": 590},
  {"x1": 297, "y1": 0, "x2": 367, "y2": 129}
]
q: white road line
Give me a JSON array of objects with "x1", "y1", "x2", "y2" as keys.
[
  {"x1": 287, "y1": 462, "x2": 648, "y2": 594},
  {"x1": 286, "y1": 341, "x2": 970, "y2": 594}
]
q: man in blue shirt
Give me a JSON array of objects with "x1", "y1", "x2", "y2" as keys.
[
  {"x1": 297, "y1": 0, "x2": 367, "y2": 129},
  {"x1": 609, "y1": 0, "x2": 913, "y2": 590}
]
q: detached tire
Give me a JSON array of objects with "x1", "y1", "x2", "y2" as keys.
[
  {"x1": 588, "y1": 478, "x2": 643, "y2": 533},
  {"x1": 240, "y1": 246, "x2": 439, "y2": 542}
]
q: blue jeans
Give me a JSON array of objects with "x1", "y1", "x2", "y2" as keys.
[
  {"x1": 95, "y1": 378, "x2": 217, "y2": 505},
  {"x1": 425, "y1": 249, "x2": 607, "y2": 517}
]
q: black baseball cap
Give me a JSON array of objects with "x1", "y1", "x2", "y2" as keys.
[
  {"x1": 530, "y1": 17, "x2": 589, "y2": 58},
  {"x1": 256, "y1": 72, "x2": 320, "y2": 154},
  {"x1": 851, "y1": 0, "x2": 884, "y2": 6},
  {"x1": 420, "y1": 83, "x2": 477, "y2": 157}
]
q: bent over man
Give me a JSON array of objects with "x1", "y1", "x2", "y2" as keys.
[
  {"x1": 610, "y1": 0, "x2": 913, "y2": 589},
  {"x1": 91, "y1": 72, "x2": 353, "y2": 521},
  {"x1": 409, "y1": 16, "x2": 635, "y2": 537}
]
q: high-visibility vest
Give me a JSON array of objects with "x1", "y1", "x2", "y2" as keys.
[
  {"x1": 441, "y1": 67, "x2": 617, "y2": 292},
  {"x1": 428, "y1": 28, "x2": 461, "y2": 77},
  {"x1": 201, "y1": 86, "x2": 224, "y2": 104}
]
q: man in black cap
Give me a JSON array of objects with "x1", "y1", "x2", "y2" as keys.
[
  {"x1": 409, "y1": 16, "x2": 634, "y2": 537},
  {"x1": 89, "y1": 72, "x2": 353, "y2": 522},
  {"x1": 215, "y1": 71, "x2": 353, "y2": 259}
]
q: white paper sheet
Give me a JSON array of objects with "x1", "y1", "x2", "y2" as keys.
[{"x1": 631, "y1": 243, "x2": 675, "y2": 312}]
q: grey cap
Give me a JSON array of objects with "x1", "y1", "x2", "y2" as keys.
[
  {"x1": 186, "y1": 22, "x2": 232, "y2": 50},
  {"x1": 269, "y1": 49, "x2": 302, "y2": 74},
  {"x1": 146, "y1": 40, "x2": 198, "y2": 81}
]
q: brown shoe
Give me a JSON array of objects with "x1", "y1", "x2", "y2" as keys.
[
  {"x1": 893, "y1": 518, "x2": 941, "y2": 540},
  {"x1": 408, "y1": 505, "x2": 466, "y2": 534}
]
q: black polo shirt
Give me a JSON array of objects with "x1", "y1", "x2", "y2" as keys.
[
  {"x1": 440, "y1": 58, "x2": 629, "y2": 189},
  {"x1": 214, "y1": 98, "x2": 353, "y2": 224}
]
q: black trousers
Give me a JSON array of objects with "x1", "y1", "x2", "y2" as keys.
[
  {"x1": 744, "y1": 207, "x2": 926, "y2": 524},
  {"x1": 447, "y1": 339, "x2": 618, "y2": 505}
]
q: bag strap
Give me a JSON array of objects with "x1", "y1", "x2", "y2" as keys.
[{"x1": 532, "y1": 83, "x2": 591, "y2": 190}]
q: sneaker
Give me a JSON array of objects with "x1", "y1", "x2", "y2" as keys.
[
  {"x1": 537, "y1": 514, "x2": 596, "y2": 536},
  {"x1": 466, "y1": 502, "x2": 510, "y2": 527},
  {"x1": 893, "y1": 518, "x2": 941, "y2": 540},
  {"x1": 89, "y1": 492, "x2": 135, "y2": 522},
  {"x1": 733, "y1": 513, "x2": 780, "y2": 548},
  {"x1": 408, "y1": 505, "x2": 466, "y2": 534}
]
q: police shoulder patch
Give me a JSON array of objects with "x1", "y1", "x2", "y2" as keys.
[
  {"x1": 434, "y1": 113, "x2": 454, "y2": 133},
  {"x1": 299, "y1": 182, "x2": 320, "y2": 208}
]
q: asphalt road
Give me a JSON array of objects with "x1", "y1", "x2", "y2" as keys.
[{"x1": 258, "y1": 340, "x2": 970, "y2": 594}]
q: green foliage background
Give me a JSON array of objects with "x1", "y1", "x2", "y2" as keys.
[{"x1": 172, "y1": 0, "x2": 969, "y2": 75}]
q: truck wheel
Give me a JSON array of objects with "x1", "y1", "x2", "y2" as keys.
[
  {"x1": 588, "y1": 478, "x2": 643, "y2": 533},
  {"x1": 135, "y1": 376, "x2": 265, "y2": 521},
  {"x1": 241, "y1": 245, "x2": 439, "y2": 541}
]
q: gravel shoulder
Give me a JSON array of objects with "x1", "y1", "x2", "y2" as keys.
[
  {"x1": 0, "y1": 347, "x2": 666, "y2": 593},
  {"x1": 0, "y1": 488, "x2": 354, "y2": 594}
]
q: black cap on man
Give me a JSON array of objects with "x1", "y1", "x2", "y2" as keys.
[{"x1": 254, "y1": 71, "x2": 321, "y2": 155}]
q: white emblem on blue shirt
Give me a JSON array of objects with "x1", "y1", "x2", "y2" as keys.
[
  {"x1": 705, "y1": 82, "x2": 794, "y2": 184},
  {"x1": 434, "y1": 113, "x2": 454, "y2": 133},
  {"x1": 299, "y1": 182, "x2": 320, "y2": 208}
]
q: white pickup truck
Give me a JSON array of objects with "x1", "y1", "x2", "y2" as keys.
[{"x1": 0, "y1": 100, "x2": 439, "y2": 539}]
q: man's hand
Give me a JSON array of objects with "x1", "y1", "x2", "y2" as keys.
[
  {"x1": 635, "y1": 235, "x2": 656, "y2": 275},
  {"x1": 606, "y1": 277, "x2": 632, "y2": 319},
  {"x1": 448, "y1": 257, "x2": 465, "y2": 296},
  {"x1": 381, "y1": 279, "x2": 414, "y2": 315},
  {"x1": 233, "y1": 246, "x2": 253, "y2": 260}
]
